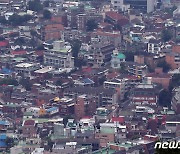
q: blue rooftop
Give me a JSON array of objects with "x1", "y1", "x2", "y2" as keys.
[
  {"x1": 0, "y1": 134, "x2": 7, "y2": 140},
  {"x1": 0, "y1": 68, "x2": 13, "y2": 74},
  {"x1": 0, "y1": 121, "x2": 9, "y2": 126},
  {"x1": 0, "y1": 141, "x2": 7, "y2": 147},
  {"x1": 83, "y1": 78, "x2": 94, "y2": 84},
  {"x1": 46, "y1": 107, "x2": 58, "y2": 112}
]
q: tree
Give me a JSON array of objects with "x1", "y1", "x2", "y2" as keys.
[
  {"x1": 159, "y1": 89, "x2": 171, "y2": 107},
  {"x1": 19, "y1": 78, "x2": 32, "y2": 91},
  {"x1": 74, "y1": 58, "x2": 87, "y2": 68},
  {"x1": 86, "y1": 19, "x2": 98, "y2": 31},
  {"x1": 15, "y1": 37, "x2": 26, "y2": 45},
  {"x1": 9, "y1": 14, "x2": 33, "y2": 26},
  {"x1": 0, "y1": 16, "x2": 7, "y2": 25},
  {"x1": 70, "y1": 39, "x2": 81, "y2": 58},
  {"x1": 123, "y1": 52, "x2": 135, "y2": 61},
  {"x1": 43, "y1": 0, "x2": 50, "y2": 7},
  {"x1": 56, "y1": 79, "x2": 62, "y2": 86},
  {"x1": 169, "y1": 74, "x2": 180, "y2": 91},
  {"x1": 157, "y1": 61, "x2": 171, "y2": 73},
  {"x1": 164, "y1": 5, "x2": 177, "y2": 16},
  {"x1": 63, "y1": 115, "x2": 73, "y2": 126},
  {"x1": 0, "y1": 78, "x2": 18, "y2": 86},
  {"x1": 0, "y1": 37, "x2": 5, "y2": 41},
  {"x1": 5, "y1": 137, "x2": 15, "y2": 150},
  {"x1": 43, "y1": 9, "x2": 52, "y2": 19},
  {"x1": 28, "y1": 0, "x2": 43, "y2": 12},
  {"x1": 161, "y1": 29, "x2": 172, "y2": 42}
]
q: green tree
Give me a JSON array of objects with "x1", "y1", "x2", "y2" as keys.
[
  {"x1": 15, "y1": 37, "x2": 26, "y2": 45},
  {"x1": 157, "y1": 61, "x2": 171, "y2": 73},
  {"x1": 9, "y1": 14, "x2": 33, "y2": 26},
  {"x1": 86, "y1": 19, "x2": 98, "y2": 31},
  {"x1": 0, "y1": 36, "x2": 5, "y2": 41},
  {"x1": 161, "y1": 29, "x2": 172, "y2": 42},
  {"x1": 74, "y1": 58, "x2": 87, "y2": 68},
  {"x1": 19, "y1": 78, "x2": 32, "y2": 91},
  {"x1": 0, "y1": 16, "x2": 7, "y2": 24},
  {"x1": 169, "y1": 74, "x2": 180, "y2": 91},
  {"x1": 164, "y1": 5, "x2": 177, "y2": 16},
  {"x1": 70, "y1": 39, "x2": 81, "y2": 58},
  {"x1": 5, "y1": 137, "x2": 15, "y2": 149},
  {"x1": 43, "y1": 9, "x2": 52, "y2": 19},
  {"x1": 56, "y1": 79, "x2": 62, "y2": 86},
  {"x1": 159, "y1": 89, "x2": 171, "y2": 107},
  {"x1": 43, "y1": 0, "x2": 50, "y2": 7},
  {"x1": 0, "y1": 78, "x2": 18, "y2": 86},
  {"x1": 28, "y1": 0, "x2": 43, "y2": 12},
  {"x1": 123, "y1": 52, "x2": 135, "y2": 61}
]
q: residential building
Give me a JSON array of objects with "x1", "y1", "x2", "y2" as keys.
[
  {"x1": 145, "y1": 68, "x2": 172, "y2": 89},
  {"x1": 105, "y1": 11, "x2": 129, "y2": 28},
  {"x1": 74, "y1": 95, "x2": 96, "y2": 120},
  {"x1": 125, "y1": 62, "x2": 147, "y2": 77},
  {"x1": 111, "y1": 49, "x2": 126, "y2": 69},
  {"x1": 147, "y1": 39, "x2": 161, "y2": 54},
  {"x1": 171, "y1": 87, "x2": 180, "y2": 114},
  {"x1": 64, "y1": 86, "x2": 118, "y2": 106},
  {"x1": 41, "y1": 23, "x2": 64, "y2": 41},
  {"x1": 124, "y1": 0, "x2": 156, "y2": 13},
  {"x1": 52, "y1": 142, "x2": 92, "y2": 153},
  {"x1": 166, "y1": 52, "x2": 180, "y2": 69},
  {"x1": 91, "y1": 31, "x2": 121, "y2": 48},
  {"x1": 111, "y1": 0, "x2": 130, "y2": 11},
  {"x1": 15, "y1": 62, "x2": 40, "y2": 77},
  {"x1": 22, "y1": 120, "x2": 37, "y2": 138},
  {"x1": 130, "y1": 84, "x2": 159, "y2": 105},
  {"x1": 89, "y1": 39, "x2": 115, "y2": 67},
  {"x1": 104, "y1": 76, "x2": 128, "y2": 100},
  {"x1": 44, "y1": 40, "x2": 74, "y2": 69}
]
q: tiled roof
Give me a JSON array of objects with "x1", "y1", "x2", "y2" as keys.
[
  {"x1": 11, "y1": 50, "x2": 27, "y2": 55},
  {"x1": 106, "y1": 11, "x2": 126, "y2": 21},
  {"x1": 0, "y1": 40, "x2": 8, "y2": 47},
  {"x1": 172, "y1": 45, "x2": 180, "y2": 53},
  {"x1": 24, "y1": 120, "x2": 35, "y2": 126},
  {"x1": 111, "y1": 116, "x2": 124, "y2": 123}
]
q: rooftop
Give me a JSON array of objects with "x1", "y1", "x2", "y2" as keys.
[{"x1": 15, "y1": 63, "x2": 35, "y2": 68}]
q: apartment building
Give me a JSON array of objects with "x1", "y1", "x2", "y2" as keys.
[{"x1": 44, "y1": 40, "x2": 74, "y2": 69}]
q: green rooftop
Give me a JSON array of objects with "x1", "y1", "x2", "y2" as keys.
[
  {"x1": 117, "y1": 53, "x2": 126, "y2": 59},
  {"x1": 92, "y1": 148, "x2": 116, "y2": 154},
  {"x1": 23, "y1": 118, "x2": 49, "y2": 123},
  {"x1": 23, "y1": 112, "x2": 33, "y2": 116},
  {"x1": 12, "y1": 57, "x2": 26, "y2": 62}
]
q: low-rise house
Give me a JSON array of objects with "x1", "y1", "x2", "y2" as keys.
[
  {"x1": 14, "y1": 62, "x2": 40, "y2": 77},
  {"x1": 130, "y1": 84, "x2": 160, "y2": 105},
  {"x1": 64, "y1": 86, "x2": 118, "y2": 106},
  {"x1": 22, "y1": 120, "x2": 37, "y2": 138},
  {"x1": 95, "y1": 122, "x2": 127, "y2": 147},
  {"x1": 74, "y1": 95, "x2": 96, "y2": 120},
  {"x1": 91, "y1": 31, "x2": 121, "y2": 48},
  {"x1": 46, "y1": 107, "x2": 59, "y2": 116},
  {"x1": 171, "y1": 87, "x2": 180, "y2": 114},
  {"x1": 166, "y1": 52, "x2": 180, "y2": 69},
  {"x1": 52, "y1": 142, "x2": 92, "y2": 154},
  {"x1": 125, "y1": 62, "x2": 147, "y2": 77},
  {"x1": 41, "y1": 22, "x2": 64, "y2": 41},
  {"x1": 104, "y1": 76, "x2": 128, "y2": 100},
  {"x1": 111, "y1": 49, "x2": 126, "y2": 69},
  {"x1": 145, "y1": 68, "x2": 172, "y2": 89}
]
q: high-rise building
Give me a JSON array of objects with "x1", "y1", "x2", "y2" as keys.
[{"x1": 111, "y1": 0, "x2": 156, "y2": 13}]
